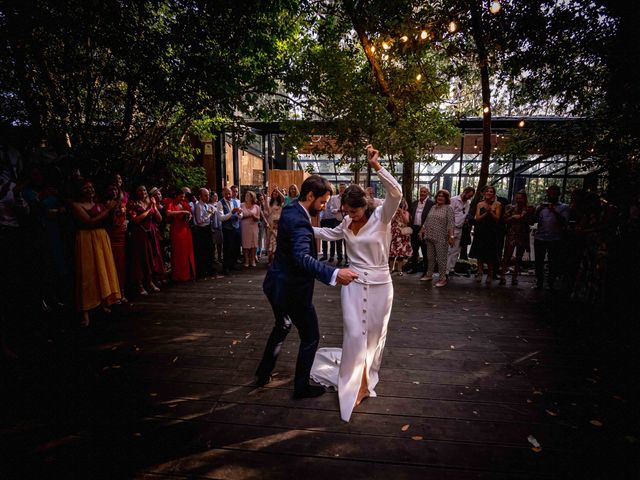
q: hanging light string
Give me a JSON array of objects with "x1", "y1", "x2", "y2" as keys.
[{"x1": 364, "y1": 1, "x2": 502, "y2": 82}]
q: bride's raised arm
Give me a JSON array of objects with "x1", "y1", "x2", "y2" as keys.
[{"x1": 365, "y1": 145, "x2": 402, "y2": 224}]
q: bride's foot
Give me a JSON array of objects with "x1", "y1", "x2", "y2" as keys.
[{"x1": 355, "y1": 387, "x2": 369, "y2": 406}]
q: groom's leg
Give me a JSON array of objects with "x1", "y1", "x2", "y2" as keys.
[
  {"x1": 255, "y1": 303, "x2": 292, "y2": 380},
  {"x1": 289, "y1": 304, "x2": 320, "y2": 394}
]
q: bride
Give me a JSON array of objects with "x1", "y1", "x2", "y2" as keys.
[{"x1": 311, "y1": 145, "x2": 402, "y2": 422}]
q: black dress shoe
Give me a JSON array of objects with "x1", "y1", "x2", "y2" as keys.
[
  {"x1": 255, "y1": 374, "x2": 272, "y2": 387},
  {"x1": 293, "y1": 385, "x2": 325, "y2": 399}
]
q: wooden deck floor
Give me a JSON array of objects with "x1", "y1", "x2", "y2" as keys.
[{"x1": 2, "y1": 262, "x2": 639, "y2": 479}]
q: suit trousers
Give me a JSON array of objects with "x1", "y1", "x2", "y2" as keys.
[
  {"x1": 410, "y1": 225, "x2": 428, "y2": 272},
  {"x1": 195, "y1": 226, "x2": 214, "y2": 277},
  {"x1": 222, "y1": 228, "x2": 239, "y2": 274},
  {"x1": 534, "y1": 239, "x2": 563, "y2": 287},
  {"x1": 256, "y1": 301, "x2": 320, "y2": 393},
  {"x1": 447, "y1": 229, "x2": 462, "y2": 273}
]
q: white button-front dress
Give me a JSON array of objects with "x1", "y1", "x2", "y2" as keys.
[{"x1": 310, "y1": 167, "x2": 402, "y2": 422}]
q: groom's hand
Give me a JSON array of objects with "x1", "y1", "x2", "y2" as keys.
[{"x1": 336, "y1": 268, "x2": 359, "y2": 285}]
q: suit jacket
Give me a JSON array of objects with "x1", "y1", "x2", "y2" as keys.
[
  {"x1": 410, "y1": 197, "x2": 434, "y2": 226},
  {"x1": 263, "y1": 200, "x2": 335, "y2": 308}
]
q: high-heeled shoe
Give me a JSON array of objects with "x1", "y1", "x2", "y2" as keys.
[{"x1": 148, "y1": 282, "x2": 160, "y2": 292}]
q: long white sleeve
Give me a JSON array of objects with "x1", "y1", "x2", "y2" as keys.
[{"x1": 377, "y1": 167, "x2": 403, "y2": 224}]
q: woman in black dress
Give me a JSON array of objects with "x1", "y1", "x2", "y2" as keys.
[{"x1": 470, "y1": 185, "x2": 503, "y2": 284}]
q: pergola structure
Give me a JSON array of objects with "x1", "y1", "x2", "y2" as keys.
[{"x1": 211, "y1": 117, "x2": 604, "y2": 203}]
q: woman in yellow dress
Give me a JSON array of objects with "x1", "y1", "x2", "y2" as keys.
[{"x1": 70, "y1": 180, "x2": 121, "y2": 326}]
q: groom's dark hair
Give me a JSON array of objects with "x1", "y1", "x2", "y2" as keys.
[{"x1": 299, "y1": 175, "x2": 332, "y2": 201}]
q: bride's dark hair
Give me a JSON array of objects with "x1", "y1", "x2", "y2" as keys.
[{"x1": 341, "y1": 185, "x2": 375, "y2": 219}]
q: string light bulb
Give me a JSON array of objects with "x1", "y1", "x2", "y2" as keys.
[
  {"x1": 416, "y1": 73, "x2": 422, "y2": 81},
  {"x1": 420, "y1": 30, "x2": 428, "y2": 40},
  {"x1": 400, "y1": 35, "x2": 409, "y2": 42},
  {"x1": 370, "y1": 45, "x2": 376, "y2": 53},
  {"x1": 518, "y1": 120, "x2": 525, "y2": 128},
  {"x1": 490, "y1": 1, "x2": 502, "y2": 14},
  {"x1": 382, "y1": 53, "x2": 389, "y2": 60},
  {"x1": 483, "y1": 106, "x2": 490, "y2": 114},
  {"x1": 382, "y1": 41, "x2": 390, "y2": 50},
  {"x1": 448, "y1": 21, "x2": 457, "y2": 33}
]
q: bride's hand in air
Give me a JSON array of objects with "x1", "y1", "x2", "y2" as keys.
[{"x1": 365, "y1": 144, "x2": 381, "y2": 169}]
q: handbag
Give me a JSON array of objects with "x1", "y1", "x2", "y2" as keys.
[{"x1": 400, "y1": 225, "x2": 413, "y2": 236}]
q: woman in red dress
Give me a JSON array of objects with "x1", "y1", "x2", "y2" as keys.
[
  {"x1": 105, "y1": 183, "x2": 128, "y2": 302},
  {"x1": 166, "y1": 189, "x2": 196, "y2": 281},
  {"x1": 128, "y1": 185, "x2": 165, "y2": 295}
]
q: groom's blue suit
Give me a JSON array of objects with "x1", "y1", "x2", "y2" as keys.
[{"x1": 257, "y1": 200, "x2": 336, "y2": 394}]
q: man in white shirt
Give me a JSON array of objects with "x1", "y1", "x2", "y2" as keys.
[
  {"x1": 194, "y1": 188, "x2": 216, "y2": 278},
  {"x1": 447, "y1": 186, "x2": 475, "y2": 275},
  {"x1": 408, "y1": 186, "x2": 433, "y2": 275},
  {"x1": 366, "y1": 186, "x2": 383, "y2": 207}
]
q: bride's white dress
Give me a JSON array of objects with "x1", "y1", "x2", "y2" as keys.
[{"x1": 311, "y1": 167, "x2": 402, "y2": 421}]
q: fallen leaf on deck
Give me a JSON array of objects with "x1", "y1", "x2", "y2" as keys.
[
  {"x1": 225, "y1": 331, "x2": 232, "y2": 334},
  {"x1": 450, "y1": 345, "x2": 455, "y2": 349},
  {"x1": 612, "y1": 395, "x2": 625, "y2": 401},
  {"x1": 590, "y1": 420, "x2": 603, "y2": 427},
  {"x1": 245, "y1": 333, "x2": 251, "y2": 339},
  {"x1": 172, "y1": 356, "x2": 178, "y2": 363},
  {"x1": 545, "y1": 410, "x2": 557, "y2": 417},
  {"x1": 411, "y1": 327, "x2": 418, "y2": 330},
  {"x1": 527, "y1": 435, "x2": 541, "y2": 448},
  {"x1": 150, "y1": 393, "x2": 158, "y2": 397},
  {"x1": 472, "y1": 410, "x2": 478, "y2": 415},
  {"x1": 462, "y1": 308, "x2": 469, "y2": 311},
  {"x1": 134, "y1": 433, "x2": 142, "y2": 437},
  {"x1": 401, "y1": 424, "x2": 410, "y2": 431},
  {"x1": 526, "y1": 399, "x2": 533, "y2": 404},
  {"x1": 412, "y1": 381, "x2": 420, "y2": 385},
  {"x1": 232, "y1": 340, "x2": 240, "y2": 345},
  {"x1": 411, "y1": 436, "x2": 423, "y2": 441},
  {"x1": 533, "y1": 390, "x2": 543, "y2": 395}
]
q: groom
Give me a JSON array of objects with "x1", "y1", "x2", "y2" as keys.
[{"x1": 256, "y1": 175, "x2": 359, "y2": 398}]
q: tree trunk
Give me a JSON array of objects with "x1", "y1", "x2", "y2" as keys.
[{"x1": 470, "y1": 0, "x2": 492, "y2": 200}]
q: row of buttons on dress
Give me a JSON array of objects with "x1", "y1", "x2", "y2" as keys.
[{"x1": 362, "y1": 273, "x2": 368, "y2": 335}]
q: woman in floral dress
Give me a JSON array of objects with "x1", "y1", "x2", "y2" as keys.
[{"x1": 389, "y1": 198, "x2": 412, "y2": 275}]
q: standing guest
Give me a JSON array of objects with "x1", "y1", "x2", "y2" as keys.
[
  {"x1": 389, "y1": 198, "x2": 413, "y2": 275},
  {"x1": 240, "y1": 190, "x2": 261, "y2": 267},
  {"x1": 209, "y1": 191, "x2": 223, "y2": 264},
  {"x1": 230, "y1": 185, "x2": 242, "y2": 260},
  {"x1": 420, "y1": 189, "x2": 455, "y2": 287},
  {"x1": 263, "y1": 186, "x2": 284, "y2": 266},
  {"x1": 284, "y1": 184, "x2": 299, "y2": 206},
  {"x1": 105, "y1": 184, "x2": 128, "y2": 302},
  {"x1": 149, "y1": 186, "x2": 169, "y2": 284},
  {"x1": 320, "y1": 184, "x2": 340, "y2": 262},
  {"x1": 329, "y1": 183, "x2": 348, "y2": 265},
  {"x1": 533, "y1": 185, "x2": 570, "y2": 290},
  {"x1": 128, "y1": 185, "x2": 165, "y2": 295},
  {"x1": 194, "y1": 188, "x2": 216, "y2": 278},
  {"x1": 218, "y1": 187, "x2": 242, "y2": 275},
  {"x1": 500, "y1": 190, "x2": 535, "y2": 285},
  {"x1": 408, "y1": 186, "x2": 433, "y2": 277},
  {"x1": 447, "y1": 186, "x2": 475, "y2": 276},
  {"x1": 256, "y1": 192, "x2": 268, "y2": 259},
  {"x1": 112, "y1": 173, "x2": 129, "y2": 204},
  {"x1": 70, "y1": 180, "x2": 121, "y2": 326},
  {"x1": 1, "y1": 168, "x2": 30, "y2": 357},
  {"x1": 470, "y1": 185, "x2": 503, "y2": 284},
  {"x1": 166, "y1": 189, "x2": 196, "y2": 281}
]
